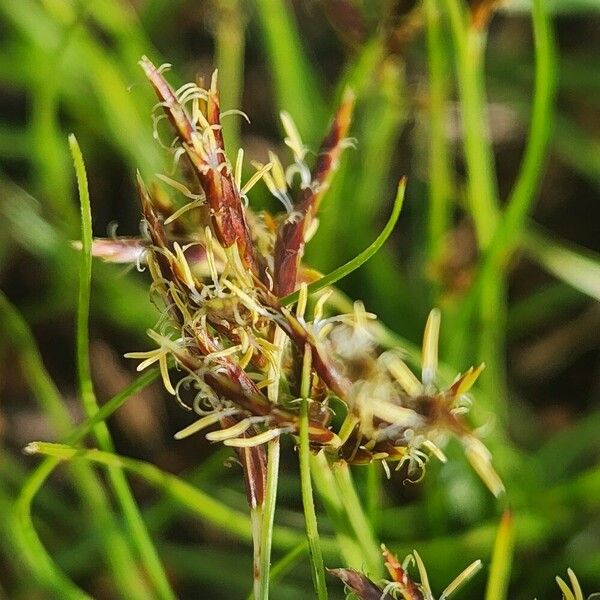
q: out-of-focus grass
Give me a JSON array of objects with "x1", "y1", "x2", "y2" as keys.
[{"x1": 0, "y1": 0, "x2": 599, "y2": 598}]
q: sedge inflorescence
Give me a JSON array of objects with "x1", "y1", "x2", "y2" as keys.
[{"x1": 93, "y1": 56, "x2": 503, "y2": 499}]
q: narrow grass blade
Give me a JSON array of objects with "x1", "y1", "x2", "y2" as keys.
[
  {"x1": 282, "y1": 178, "x2": 406, "y2": 306},
  {"x1": 24, "y1": 442, "x2": 317, "y2": 552},
  {"x1": 447, "y1": 0, "x2": 557, "y2": 366},
  {"x1": 425, "y1": 0, "x2": 453, "y2": 275},
  {"x1": 12, "y1": 459, "x2": 92, "y2": 600},
  {"x1": 331, "y1": 462, "x2": 382, "y2": 579},
  {"x1": 443, "y1": 0, "x2": 499, "y2": 247},
  {"x1": 70, "y1": 135, "x2": 175, "y2": 600},
  {"x1": 522, "y1": 226, "x2": 600, "y2": 301},
  {"x1": 485, "y1": 509, "x2": 515, "y2": 600},
  {"x1": 499, "y1": 0, "x2": 556, "y2": 251},
  {"x1": 310, "y1": 452, "x2": 366, "y2": 570},
  {"x1": 252, "y1": 0, "x2": 326, "y2": 143}
]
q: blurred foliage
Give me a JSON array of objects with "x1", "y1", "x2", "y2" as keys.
[{"x1": 0, "y1": 0, "x2": 599, "y2": 598}]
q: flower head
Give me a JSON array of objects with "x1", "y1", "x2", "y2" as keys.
[{"x1": 91, "y1": 57, "x2": 502, "y2": 499}]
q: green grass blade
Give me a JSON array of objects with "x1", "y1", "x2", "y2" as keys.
[
  {"x1": 69, "y1": 369, "x2": 162, "y2": 445},
  {"x1": 425, "y1": 0, "x2": 453, "y2": 277},
  {"x1": 499, "y1": 0, "x2": 556, "y2": 249},
  {"x1": 70, "y1": 135, "x2": 175, "y2": 599},
  {"x1": 2, "y1": 294, "x2": 150, "y2": 599},
  {"x1": 522, "y1": 226, "x2": 600, "y2": 301},
  {"x1": 269, "y1": 542, "x2": 308, "y2": 588},
  {"x1": 309, "y1": 452, "x2": 371, "y2": 569},
  {"x1": 330, "y1": 462, "x2": 382, "y2": 578},
  {"x1": 0, "y1": 291, "x2": 72, "y2": 434},
  {"x1": 12, "y1": 459, "x2": 92, "y2": 600},
  {"x1": 71, "y1": 133, "x2": 93, "y2": 415},
  {"x1": 282, "y1": 178, "x2": 406, "y2": 305},
  {"x1": 448, "y1": 0, "x2": 556, "y2": 375},
  {"x1": 24, "y1": 442, "x2": 319, "y2": 552},
  {"x1": 252, "y1": 0, "x2": 326, "y2": 143},
  {"x1": 443, "y1": 0, "x2": 499, "y2": 247},
  {"x1": 485, "y1": 509, "x2": 515, "y2": 600}
]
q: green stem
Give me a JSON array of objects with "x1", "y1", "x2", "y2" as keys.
[
  {"x1": 70, "y1": 136, "x2": 175, "y2": 600},
  {"x1": 255, "y1": 438, "x2": 281, "y2": 600},
  {"x1": 448, "y1": 0, "x2": 556, "y2": 373},
  {"x1": 366, "y1": 463, "x2": 381, "y2": 532},
  {"x1": 478, "y1": 274, "x2": 508, "y2": 422},
  {"x1": 331, "y1": 462, "x2": 382, "y2": 578},
  {"x1": 424, "y1": 0, "x2": 452, "y2": 281},
  {"x1": 298, "y1": 346, "x2": 328, "y2": 599},
  {"x1": 444, "y1": 0, "x2": 498, "y2": 248},
  {"x1": 310, "y1": 453, "x2": 365, "y2": 569},
  {"x1": 496, "y1": 0, "x2": 556, "y2": 254}
]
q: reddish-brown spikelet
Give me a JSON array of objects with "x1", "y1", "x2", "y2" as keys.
[
  {"x1": 140, "y1": 56, "x2": 259, "y2": 275},
  {"x1": 139, "y1": 56, "x2": 194, "y2": 143},
  {"x1": 327, "y1": 568, "x2": 387, "y2": 600},
  {"x1": 221, "y1": 414, "x2": 267, "y2": 509},
  {"x1": 382, "y1": 545, "x2": 425, "y2": 600},
  {"x1": 273, "y1": 89, "x2": 355, "y2": 296}
]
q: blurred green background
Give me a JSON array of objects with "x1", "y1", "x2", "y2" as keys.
[{"x1": 0, "y1": 0, "x2": 599, "y2": 598}]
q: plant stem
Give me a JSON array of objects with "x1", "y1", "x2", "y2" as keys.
[
  {"x1": 70, "y1": 135, "x2": 175, "y2": 600},
  {"x1": 366, "y1": 463, "x2": 381, "y2": 532},
  {"x1": 310, "y1": 453, "x2": 365, "y2": 569},
  {"x1": 452, "y1": 0, "x2": 556, "y2": 417},
  {"x1": 331, "y1": 462, "x2": 382, "y2": 578},
  {"x1": 298, "y1": 346, "x2": 328, "y2": 599},
  {"x1": 425, "y1": 0, "x2": 452, "y2": 283},
  {"x1": 444, "y1": 0, "x2": 498, "y2": 248},
  {"x1": 255, "y1": 438, "x2": 281, "y2": 600}
]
